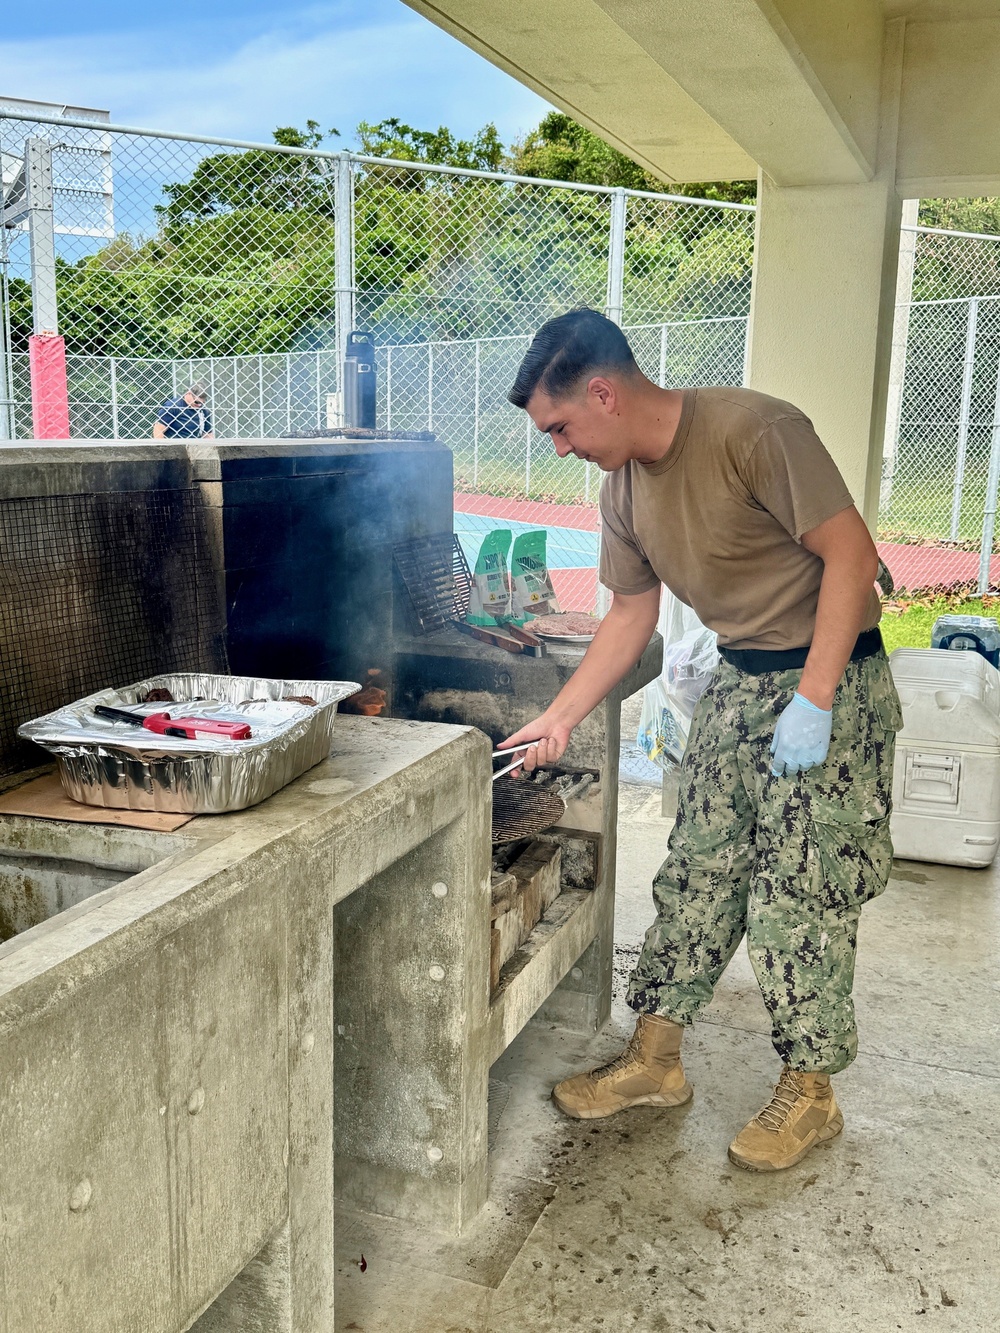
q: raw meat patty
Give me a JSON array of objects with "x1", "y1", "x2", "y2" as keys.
[{"x1": 530, "y1": 612, "x2": 601, "y2": 637}]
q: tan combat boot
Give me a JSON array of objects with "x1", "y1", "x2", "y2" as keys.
[
  {"x1": 728, "y1": 1068, "x2": 844, "y2": 1172},
  {"x1": 552, "y1": 1014, "x2": 693, "y2": 1120}
]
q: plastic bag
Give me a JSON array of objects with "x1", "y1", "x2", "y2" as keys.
[
  {"x1": 468, "y1": 528, "x2": 513, "y2": 626},
  {"x1": 637, "y1": 591, "x2": 718, "y2": 770},
  {"x1": 511, "y1": 530, "x2": 561, "y2": 621},
  {"x1": 664, "y1": 629, "x2": 719, "y2": 714}
]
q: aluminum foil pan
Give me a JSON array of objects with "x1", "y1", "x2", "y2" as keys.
[{"x1": 19, "y1": 674, "x2": 361, "y2": 814}]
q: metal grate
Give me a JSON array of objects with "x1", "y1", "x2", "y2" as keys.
[
  {"x1": 491, "y1": 779, "x2": 565, "y2": 845},
  {"x1": 0, "y1": 489, "x2": 225, "y2": 776},
  {"x1": 393, "y1": 533, "x2": 473, "y2": 635}
]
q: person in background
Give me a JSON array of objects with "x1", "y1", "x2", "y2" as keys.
[
  {"x1": 500, "y1": 307, "x2": 901, "y2": 1174},
  {"x1": 153, "y1": 383, "x2": 214, "y2": 439}
]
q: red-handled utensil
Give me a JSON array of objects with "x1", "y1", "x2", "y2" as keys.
[{"x1": 94, "y1": 705, "x2": 252, "y2": 741}]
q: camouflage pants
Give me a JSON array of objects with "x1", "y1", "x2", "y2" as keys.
[{"x1": 626, "y1": 650, "x2": 902, "y2": 1074}]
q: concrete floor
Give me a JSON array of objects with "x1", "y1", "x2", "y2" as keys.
[{"x1": 335, "y1": 755, "x2": 1000, "y2": 1332}]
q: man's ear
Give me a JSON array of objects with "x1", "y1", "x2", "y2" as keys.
[{"x1": 587, "y1": 376, "x2": 616, "y2": 411}]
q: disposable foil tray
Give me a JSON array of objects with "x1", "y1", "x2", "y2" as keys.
[{"x1": 19, "y1": 674, "x2": 361, "y2": 815}]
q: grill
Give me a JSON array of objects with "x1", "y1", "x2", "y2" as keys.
[
  {"x1": 491, "y1": 777, "x2": 566, "y2": 845},
  {"x1": 201, "y1": 435, "x2": 636, "y2": 964}
]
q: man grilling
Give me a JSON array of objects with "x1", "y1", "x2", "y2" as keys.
[{"x1": 501, "y1": 308, "x2": 901, "y2": 1173}]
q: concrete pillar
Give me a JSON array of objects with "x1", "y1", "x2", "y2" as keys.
[
  {"x1": 746, "y1": 175, "x2": 903, "y2": 526},
  {"x1": 332, "y1": 800, "x2": 492, "y2": 1234},
  {"x1": 745, "y1": 19, "x2": 906, "y2": 529}
]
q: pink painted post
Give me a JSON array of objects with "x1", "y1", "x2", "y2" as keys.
[{"x1": 29, "y1": 333, "x2": 71, "y2": 439}]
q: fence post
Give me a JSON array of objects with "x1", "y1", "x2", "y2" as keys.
[
  {"x1": 386, "y1": 346, "x2": 393, "y2": 430},
  {"x1": 233, "y1": 358, "x2": 242, "y2": 438},
  {"x1": 950, "y1": 297, "x2": 979, "y2": 542},
  {"x1": 472, "y1": 341, "x2": 480, "y2": 486},
  {"x1": 110, "y1": 356, "x2": 119, "y2": 438},
  {"x1": 24, "y1": 139, "x2": 58, "y2": 336},
  {"x1": 605, "y1": 188, "x2": 626, "y2": 326},
  {"x1": 428, "y1": 344, "x2": 434, "y2": 432},
  {"x1": 0, "y1": 224, "x2": 13, "y2": 437},
  {"x1": 0, "y1": 347, "x2": 11, "y2": 439},
  {"x1": 525, "y1": 411, "x2": 531, "y2": 495},
  {"x1": 658, "y1": 323, "x2": 669, "y2": 387},
  {"x1": 596, "y1": 189, "x2": 627, "y2": 617},
  {"x1": 880, "y1": 199, "x2": 920, "y2": 513},
  {"x1": 21, "y1": 138, "x2": 71, "y2": 439},
  {"x1": 977, "y1": 347, "x2": 1000, "y2": 594},
  {"x1": 334, "y1": 154, "x2": 355, "y2": 407}
]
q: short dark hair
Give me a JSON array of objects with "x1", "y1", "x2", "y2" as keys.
[{"x1": 508, "y1": 308, "x2": 639, "y2": 409}]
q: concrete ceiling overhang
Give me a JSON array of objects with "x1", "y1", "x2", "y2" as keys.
[
  {"x1": 897, "y1": 17, "x2": 1000, "y2": 197},
  {"x1": 405, "y1": 0, "x2": 1000, "y2": 196},
  {"x1": 404, "y1": 0, "x2": 879, "y2": 185},
  {"x1": 402, "y1": 0, "x2": 758, "y2": 183}
]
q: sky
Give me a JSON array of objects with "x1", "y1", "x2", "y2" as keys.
[{"x1": 0, "y1": 0, "x2": 552, "y2": 149}]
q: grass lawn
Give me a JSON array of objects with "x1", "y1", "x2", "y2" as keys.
[{"x1": 880, "y1": 595, "x2": 999, "y2": 653}]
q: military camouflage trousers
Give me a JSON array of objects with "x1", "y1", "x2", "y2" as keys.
[{"x1": 627, "y1": 649, "x2": 902, "y2": 1074}]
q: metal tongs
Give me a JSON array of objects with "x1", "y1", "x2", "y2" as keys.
[{"x1": 492, "y1": 741, "x2": 538, "y2": 781}]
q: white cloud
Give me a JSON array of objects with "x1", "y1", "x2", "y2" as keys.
[{"x1": 0, "y1": 4, "x2": 551, "y2": 147}]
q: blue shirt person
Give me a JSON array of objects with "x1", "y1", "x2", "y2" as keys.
[{"x1": 153, "y1": 384, "x2": 214, "y2": 439}]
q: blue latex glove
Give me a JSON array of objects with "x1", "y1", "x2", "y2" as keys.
[{"x1": 770, "y1": 693, "x2": 833, "y2": 777}]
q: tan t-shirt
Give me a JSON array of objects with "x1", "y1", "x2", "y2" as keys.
[{"x1": 599, "y1": 386, "x2": 881, "y2": 650}]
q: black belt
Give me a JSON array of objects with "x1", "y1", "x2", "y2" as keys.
[{"x1": 718, "y1": 626, "x2": 884, "y2": 676}]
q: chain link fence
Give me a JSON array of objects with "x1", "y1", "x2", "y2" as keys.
[
  {"x1": 10, "y1": 112, "x2": 1000, "y2": 604},
  {"x1": 6, "y1": 350, "x2": 341, "y2": 439},
  {"x1": 1, "y1": 109, "x2": 756, "y2": 610},
  {"x1": 879, "y1": 225, "x2": 1000, "y2": 596}
]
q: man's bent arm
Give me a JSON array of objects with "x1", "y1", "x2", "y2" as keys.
[
  {"x1": 797, "y1": 507, "x2": 880, "y2": 711},
  {"x1": 152, "y1": 420, "x2": 167, "y2": 439},
  {"x1": 501, "y1": 585, "x2": 661, "y2": 769}
]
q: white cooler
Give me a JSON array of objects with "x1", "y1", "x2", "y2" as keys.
[{"x1": 889, "y1": 648, "x2": 1000, "y2": 868}]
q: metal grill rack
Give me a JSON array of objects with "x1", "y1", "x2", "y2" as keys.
[
  {"x1": 491, "y1": 778, "x2": 566, "y2": 845},
  {"x1": 393, "y1": 533, "x2": 473, "y2": 635}
]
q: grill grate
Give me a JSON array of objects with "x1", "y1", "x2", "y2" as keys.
[
  {"x1": 0, "y1": 489, "x2": 225, "y2": 777},
  {"x1": 394, "y1": 533, "x2": 473, "y2": 635},
  {"x1": 491, "y1": 778, "x2": 565, "y2": 845}
]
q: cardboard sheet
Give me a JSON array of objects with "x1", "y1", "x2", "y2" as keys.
[{"x1": 0, "y1": 773, "x2": 194, "y2": 832}]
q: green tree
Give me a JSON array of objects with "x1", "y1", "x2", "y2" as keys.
[
  {"x1": 918, "y1": 198, "x2": 1000, "y2": 235},
  {"x1": 910, "y1": 199, "x2": 1000, "y2": 303},
  {"x1": 7, "y1": 115, "x2": 755, "y2": 359},
  {"x1": 355, "y1": 117, "x2": 504, "y2": 172},
  {"x1": 156, "y1": 120, "x2": 340, "y2": 233},
  {"x1": 507, "y1": 112, "x2": 756, "y2": 204}
]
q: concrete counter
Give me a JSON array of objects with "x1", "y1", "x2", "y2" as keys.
[
  {"x1": 0, "y1": 716, "x2": 490, "y2": 1333},
  {"x1": 0, "y1": 632, "x2": 661, "y2": 1327}
]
